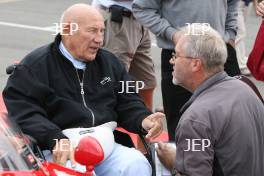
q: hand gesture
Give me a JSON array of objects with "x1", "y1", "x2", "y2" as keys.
[
  {"x1": 256, "y1": 0, "x2": 264, "y2": 17},
  {"x1": 142, "y1": 112, "x2": 164, "y2": 139}
]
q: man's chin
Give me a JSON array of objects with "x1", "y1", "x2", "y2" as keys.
[
  {"x1": 172, "y1": 78, "x2": 179, "y2": 85},
  {"x1": 172, "y1": 78, "x2": 191, "y2": 92},
  {"x1": 82, "y1": 54, "x2": 97, "y2": 62}
]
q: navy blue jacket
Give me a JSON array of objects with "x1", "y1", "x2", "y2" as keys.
[{"x1": 3, "y1": 35, "x2": 151, "y2": 150}]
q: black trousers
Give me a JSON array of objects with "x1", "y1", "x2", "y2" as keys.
[{"x1": 161, "y1": 43, "x2": 240, "y2": 141}]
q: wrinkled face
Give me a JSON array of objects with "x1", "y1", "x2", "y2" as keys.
[
  {"x1": 169, "y1": 38, "x2": 193, "y2": 87},
  {"x1": 67, "y1": 15, "x2": 105, "y2": 61}
]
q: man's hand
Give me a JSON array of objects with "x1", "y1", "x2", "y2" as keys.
[
  {"x1": 156, "y1": 142, "x2": 176, "y2": 171},
  {"x1": 52, "y1": 139, "x2": 76, "y2": 168},
  {"x1": 256, "y1": 0, "x2": 264, "y2": 17},
  {"x1": 142, "y1": 112, "x2": 164, "y2": 139}
]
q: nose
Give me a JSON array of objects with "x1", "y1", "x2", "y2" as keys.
[{"x1": 94, "y1": 32, "x2": 104, "y2": 44}]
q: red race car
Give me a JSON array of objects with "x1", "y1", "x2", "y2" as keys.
[{"x1": 0, "y1": 112, "x2": 104, "y2": 176}]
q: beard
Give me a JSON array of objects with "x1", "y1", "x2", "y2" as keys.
[
  {"x1": 172, "y1": 71, "x2": 179, "y2": 85},
  {"x1": 172, "y1": 77, "x2": 179, "y2": 85},
  {"x1": 172, "y1": 76, "x2": 191, "y2": 92}
]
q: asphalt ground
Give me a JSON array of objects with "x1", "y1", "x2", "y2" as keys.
[{"x1": 0, "y1": 0, "x2": 263, "y2": 128}]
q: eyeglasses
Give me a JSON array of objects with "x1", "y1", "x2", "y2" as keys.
[{"x1": 171, "y1": 52, "x2": 196, "y2": 61}]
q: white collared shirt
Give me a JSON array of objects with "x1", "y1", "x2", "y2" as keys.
[{"x1": 59, "y1": 42, "x2": 86, "y2": 70}]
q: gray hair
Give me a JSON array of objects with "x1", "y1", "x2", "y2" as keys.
[{"x1": 179, "y1": 24, "x2": 227, "y2": 73}]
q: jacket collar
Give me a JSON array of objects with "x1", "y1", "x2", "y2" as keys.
[{"x1": 180, "y1": 71, "x2": 231, "y2": 114}]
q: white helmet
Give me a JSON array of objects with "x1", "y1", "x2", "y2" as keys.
[{"x1": 62, "y1": 121, "x2": 117, "y2": 162}]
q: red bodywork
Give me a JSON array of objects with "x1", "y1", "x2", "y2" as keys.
[
  {"x1": 0, "y1": 161, "x2": 92, "y2": 176},
  {"x1": 0, "y1": 94, "x2": 7, "y2": 113}
]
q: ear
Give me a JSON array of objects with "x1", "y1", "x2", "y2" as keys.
[
  {"x1": 61, "y1": 22, "x2": 72, "y2": 36},
  {"x1": 191, "y1": 58, "x2": 203, "y2": 72}
]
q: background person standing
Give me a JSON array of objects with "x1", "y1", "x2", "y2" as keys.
[{"x1": 92, "y1": 0, "x2": 157, "y2": 111}]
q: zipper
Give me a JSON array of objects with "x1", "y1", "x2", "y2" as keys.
[{"x1": 75, "y1": 68, "x2": 95, "y2": 127}]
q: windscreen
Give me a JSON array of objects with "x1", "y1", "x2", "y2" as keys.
[{"x1": 0, "y1": 113, "x2": 41, "y2": 171}]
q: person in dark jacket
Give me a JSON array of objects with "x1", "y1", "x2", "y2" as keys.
[{"x1": 3, "y1": 4, "x2": 163, "y2": 176}]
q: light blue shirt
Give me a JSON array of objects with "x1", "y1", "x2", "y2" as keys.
[{"x1": 59, "y1": 42, "x2": 86, "y2": 70}]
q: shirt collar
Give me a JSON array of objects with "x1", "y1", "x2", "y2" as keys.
[
  {"x1": 59, "y1": 41, "x2": 86, "y2": 70},
  {"x1": 180, "y1": 71, "x2": 232, "y2": 114}
]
